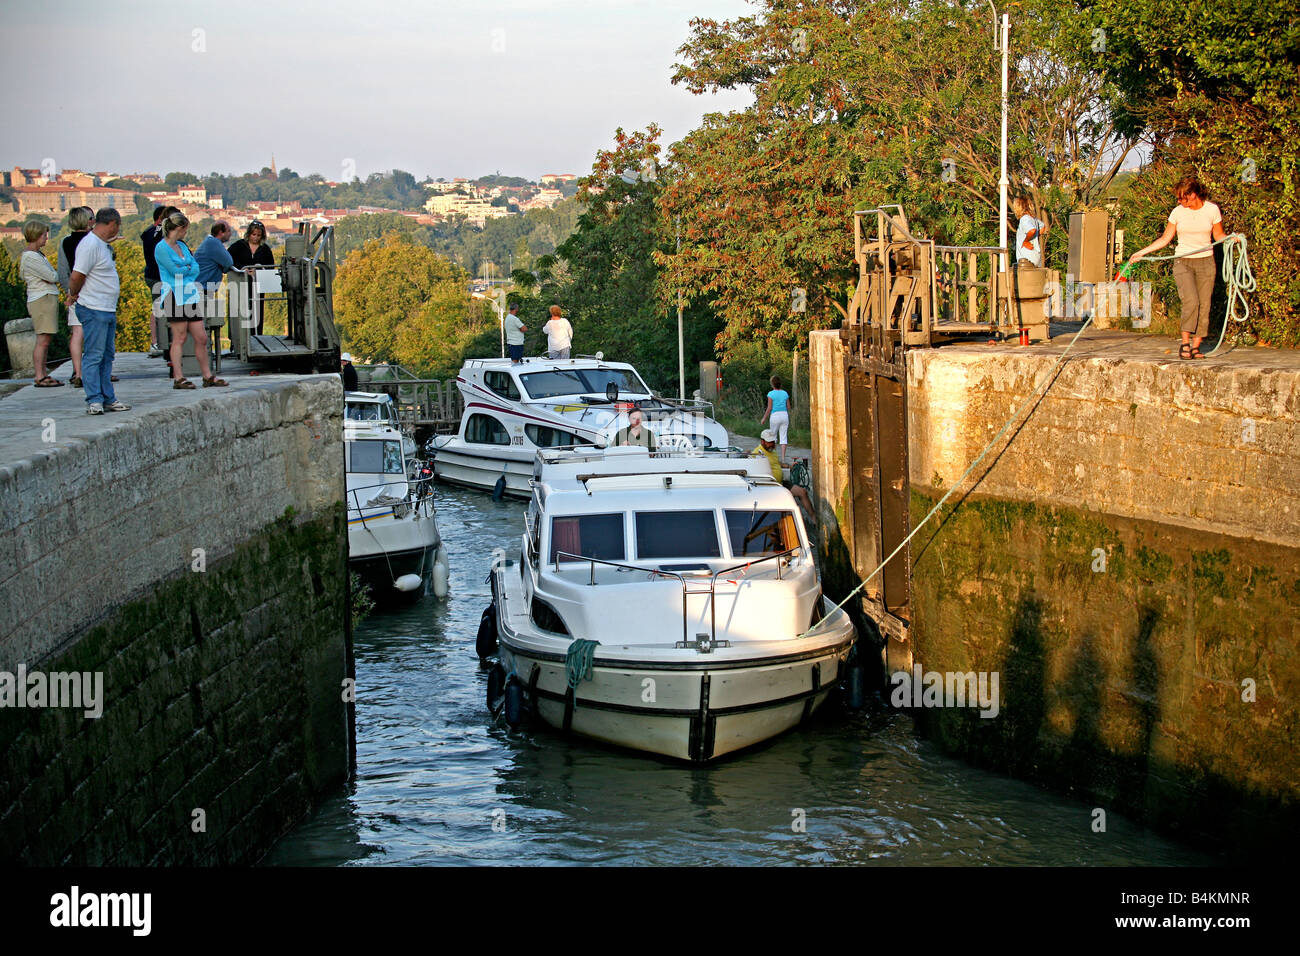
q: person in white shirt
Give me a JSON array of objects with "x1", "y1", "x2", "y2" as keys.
[
  {"x1": 504, "y1": 302, "x2": 527, "y2": 363},
  {"x1": 68, "y1": 208, "x2": 130, "y2": 414},
  {"x1": 1128, "y1": 176, "x2": 1226, "y2": 359},
  {"x1": 543, "y1": 304, "x2": 573, "y2": 359},
  {"x1": 17, "y1": 221, "x2": 62, "y2": 387},
  {"x1": 1012, "y1": 195, "x2": 1047, "y2": 267}
]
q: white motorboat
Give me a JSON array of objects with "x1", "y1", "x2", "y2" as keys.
[
  {"x1": 479, "y1": 445, "x2": 859, "y2": 762},
  {"x1": 345, "y1": 391, "x2": 447, "y2": 601},
  {"x1": 429, "y1": 355, "x2": 731, "y2": 498}
]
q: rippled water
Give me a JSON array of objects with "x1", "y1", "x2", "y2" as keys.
[{"x1": 266, "y1": 485, "x2": 1217, "y2": 866}]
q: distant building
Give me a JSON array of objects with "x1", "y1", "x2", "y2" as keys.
[
  {"x1": 12, "y1": 185, "x2": 141, "y2": 217},
  {"x1": 178, "y1": 184, "x2": 208, "y2": 206},
  {"x1": 540, "y1": 174, "x2": 576, "y2": 186}
]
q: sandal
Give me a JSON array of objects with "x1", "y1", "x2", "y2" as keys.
[
  {"x1": 173, "y1": 378, "x2": 197, "y2": 389},
  {"x1": 70, "y1": 375, "x2": 82, "y2": 387},
  {"x1": 1190, "y1": 347, "x2": 1206, "y2": 359},
  {"x1": 1178, "y1": 343, "x2": 1192, "y2": 360},
  {"x1": 202, "y1": 376, "x2": 229, "y2": 387},
  {"x1": 34, "y1": 375, "x2": 64, "y2": 387}
]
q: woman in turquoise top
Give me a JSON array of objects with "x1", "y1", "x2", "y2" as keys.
[
  {"x1": 760, "y1": 374, "x2": 791, "y2": 464},
  {"x1": 155, "y1": 212, "x2": 226, "y2": 388}
]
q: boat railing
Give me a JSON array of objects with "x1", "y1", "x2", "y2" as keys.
[
  {"x1": 347, "y1": 473, "x2": 436, "y2": 528},
  {"x1": 550, "y1": 547, "x2": 801, "y2": 649}
]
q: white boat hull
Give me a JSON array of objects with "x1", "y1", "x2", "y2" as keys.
[
  {"x1": 348, "y1": 505, "x2": 441, "y2": 599},
  {"x1": 492, "y1": 565, "x2": 857, "y2": 762},
  {"x1": 430, "y1": 444, "x2": 535, "y2": 498}
]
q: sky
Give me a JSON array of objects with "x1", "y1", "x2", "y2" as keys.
[{"x1": 1, "y1": 0, "x2": 756, "y2": 182}]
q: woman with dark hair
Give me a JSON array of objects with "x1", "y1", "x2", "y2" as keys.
[
  {"x1": 1129, "y1": 176, "x2": 1226, "y2": 359},
  {"x1": 155, "y1": 212, "x2": 227, "y2": 388},
  {"x1": 58, "y1": 205, "x2": 93, "y2": 386},
  {"x1": 228, "y1": 221, "x2": 275, "y2": 335}
]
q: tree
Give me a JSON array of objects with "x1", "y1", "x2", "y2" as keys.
[
  {"x1": 555, "y1": 126, "x2": 723, "y2": 393},
  {"x1": 660, "y1": 0, "x2": 1140, "y2": 352},
  {"x1": 1083, "y1": 0, "x2": 1300, "y2": 345},
  {"x1": 334, "y1": 234, "x2": 474, "y2": 371}
]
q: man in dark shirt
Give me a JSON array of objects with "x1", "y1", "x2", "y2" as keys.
[
  {"x1": 341, "y1": 352, "x2": 359, "y2": 391},
  {"x1": 142, "y1": 205, "x2": 179, "y2": 358}
]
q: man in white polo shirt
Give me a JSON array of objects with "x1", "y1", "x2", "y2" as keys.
[{"x1": 68, "y1": 208, "x2": 129, "y2": 414}]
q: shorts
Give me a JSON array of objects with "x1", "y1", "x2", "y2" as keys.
[
  {"x1": 66, "y1": 302, "x2": 81, "y2": 328},
  {"x1": 769, "y1": 410, "x2": 789, "y2": 444},
  {"x1": 28, "y1": 294, "x2": 58, "y2": 335},
  {"x1": 508, "y1": 343, "x2": 524, "y2": 362},
  {"x1": 548, "y1": 347, "x2": 571, "y2": 360}
]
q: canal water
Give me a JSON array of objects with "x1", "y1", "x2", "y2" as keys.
[{"x1": 266, "y1": 486, "x2": 1218, "y2": 866}]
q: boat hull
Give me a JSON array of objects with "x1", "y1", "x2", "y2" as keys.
[
  {"x1": 493, "y1": 569, "x2": 856, "y2": 762},
  {"x1": 348, "y1": 514, "x2": 441, "y2": 601},
  {"x1": 431, "y1": 445, "x2": 535, "y2": 498}
]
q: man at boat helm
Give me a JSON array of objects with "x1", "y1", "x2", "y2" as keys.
[
  {"x1": 752, "y1": 430, "x2": 817, "y2": 525},
  {"x1": 614, "y1": 408, "x2": 656, "y2": 450}
]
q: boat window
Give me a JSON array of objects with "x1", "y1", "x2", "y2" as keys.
[
  {"x1": 525, "y1": 423, "x2": 581, "y2": 447},
  {"x1": 465, "y1": 413, "x2": 510, "y2": 445},
  {"x1": 724, "y1": 510, "x2": 800, "y2": 558},
  {"x1": 579, "y1": 367, "x2": 649, "y2": 398},
  {"x1": 345, "y1": 402, "x2": 385, "y2": 422},
  {"x1": 348, "y1": 439, "x2": 405, "y2": 474},
  {"x1": 519, "y1": 369, "x2": 587, "y2": 399},
  {"x1": 549, "y1": 513, "x2": 625, "y2": 564},
  {"x1": 635, "y1": 511, "x2": 721, "y2": 559},
  {"x1": 484, "y1": 370, "x2": 521, "y2": 401}
]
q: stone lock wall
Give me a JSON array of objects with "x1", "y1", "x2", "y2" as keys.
[
  {"x1": 810, "y1": 330, "x2": 1300, "y2": 856},
  {"x1": 0, "y1": 376, "x2": 351, "y2": 864}
]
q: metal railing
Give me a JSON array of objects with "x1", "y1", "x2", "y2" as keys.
[
  {"x1": 346, "y1": 473, "x2": 436, "y2": 529},
  {"x1": 848, "y1": 206, "x2": 1013, "y2": 353},
  {"x1": 355, "y1": 365, "x2": 464, "y2": 431},
  {"x1": 550, "y1": 547, "x2": 801, "y2": 649}
]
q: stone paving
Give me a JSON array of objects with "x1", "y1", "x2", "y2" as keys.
[{"x1": 0, "y1": 353, "x2": 336, "y2": 469}]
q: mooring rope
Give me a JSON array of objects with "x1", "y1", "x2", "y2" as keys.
[
  {"x1": 802, "y1": 314, "x2": 1097, "y2": 635},
  {"x1": 1134, "y1": 232, "x2": 1255, "y2": 355},
  {"x1": 565, "y1": 638, "x2": 601, "y2": 702}
]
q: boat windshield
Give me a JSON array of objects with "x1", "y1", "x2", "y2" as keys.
[
  {"x1": 635, "y1": 511, "x2": 722, "y2": 559},
  {"x1": 520, "y1": 367, "x2": 649, "y2": 400},
  {"x1": 348, "y1": 439, "x2": 405, "y2": 475},
  {"x1": 550, "y1": 513, "x2": 625, "y2": 564},
  {"x1": 345, "y1": 402, "x2": 387, "y2": 422},
  {"x1": 724, "y1": 510, "x2": 800, "y2": 557}
]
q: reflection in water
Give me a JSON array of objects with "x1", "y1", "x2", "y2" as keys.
[{"x1": 265, "y1": 486, "x2": 1216, "y2": 867}]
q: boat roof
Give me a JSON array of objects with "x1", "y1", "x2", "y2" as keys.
[
  {"x1": 460, "y1": 355, "x2": 637, "y2": 374},
  {"x1": 345, "y1": 391, "x2": 392, "y2": 404},
  {"x1": 531, "y1": 447, "x2": 789, "y2": 512}
]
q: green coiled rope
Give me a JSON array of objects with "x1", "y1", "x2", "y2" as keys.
[{"x1": 565, "y1": 639, "x2": 601, "y2": 705}]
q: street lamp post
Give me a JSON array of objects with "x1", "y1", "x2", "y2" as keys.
[
  {"x1": 471, "y1": 290, "x2": 506, "y2": 358},
  {"x1": 676, "y1": 217, "x2": 685, "y2": 402},
  {"x1": 990, "y1": 2, "x2": 1011, "y2": 274}
]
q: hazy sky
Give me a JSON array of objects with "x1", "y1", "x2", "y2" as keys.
[{"x1": 2, "y1": 0, "x2": 755, "y2": 182}]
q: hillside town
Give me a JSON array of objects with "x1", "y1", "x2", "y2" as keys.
[{"x1": 1, "y1": 164, "x2": 578, "y2": 240}]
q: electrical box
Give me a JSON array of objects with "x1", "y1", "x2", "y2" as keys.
[{"x1": 1068, "y1": 209, "x2": 1115, "y2": 284}]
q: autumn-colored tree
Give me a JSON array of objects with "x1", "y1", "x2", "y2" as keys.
[
  {"x1": 107, "y1": 241, "x2": 154, "y2": 352},
  {"x1": 552, "y1": 127, "x2": 723, "y2": 394},
  {"x1": 334, "y1": 233, "x2": 486, "y2": 376},
  {"x1": 660, "y1": 0, "x2": 1139, "y2": 353}
]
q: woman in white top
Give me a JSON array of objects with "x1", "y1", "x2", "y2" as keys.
[
  {"x1": 543, "y1": 304, "x2": 573, "y2": 359},
  {"x1": 1128, "y1": 176, "x2": 1226, "y2": 359},
  {"x1": 18, "y1": 221, "x2": 63, "y2": 387}
]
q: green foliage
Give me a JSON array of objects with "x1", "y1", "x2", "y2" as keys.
[
  {"x1": 1084, "y1": 0, "x2": 1300, "y2": 346},
  {"x1": 551, "y1": 127, "x2": 722, "y2": 395},
  {"x1": 334, "y1": 234, "x2": 488, "y2": 377}
]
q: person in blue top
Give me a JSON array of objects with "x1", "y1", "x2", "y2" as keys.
[
  {"x1": 759, "y1": 374, "x2": 791, "y2": 465},
  {"x1": 195, "y1": 221, "x2": 239, "y2": 353},
  {"x1": 155, "y1": 212, "x2": 227, "y2": 388},
  {"x1": 1013, "y1": 195, "x2": 1048, "y2": 268}
]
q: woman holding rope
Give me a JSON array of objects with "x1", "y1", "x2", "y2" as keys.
[{"x1": 1128, "y1": 176, "x2": 1226, "y2": 359}]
